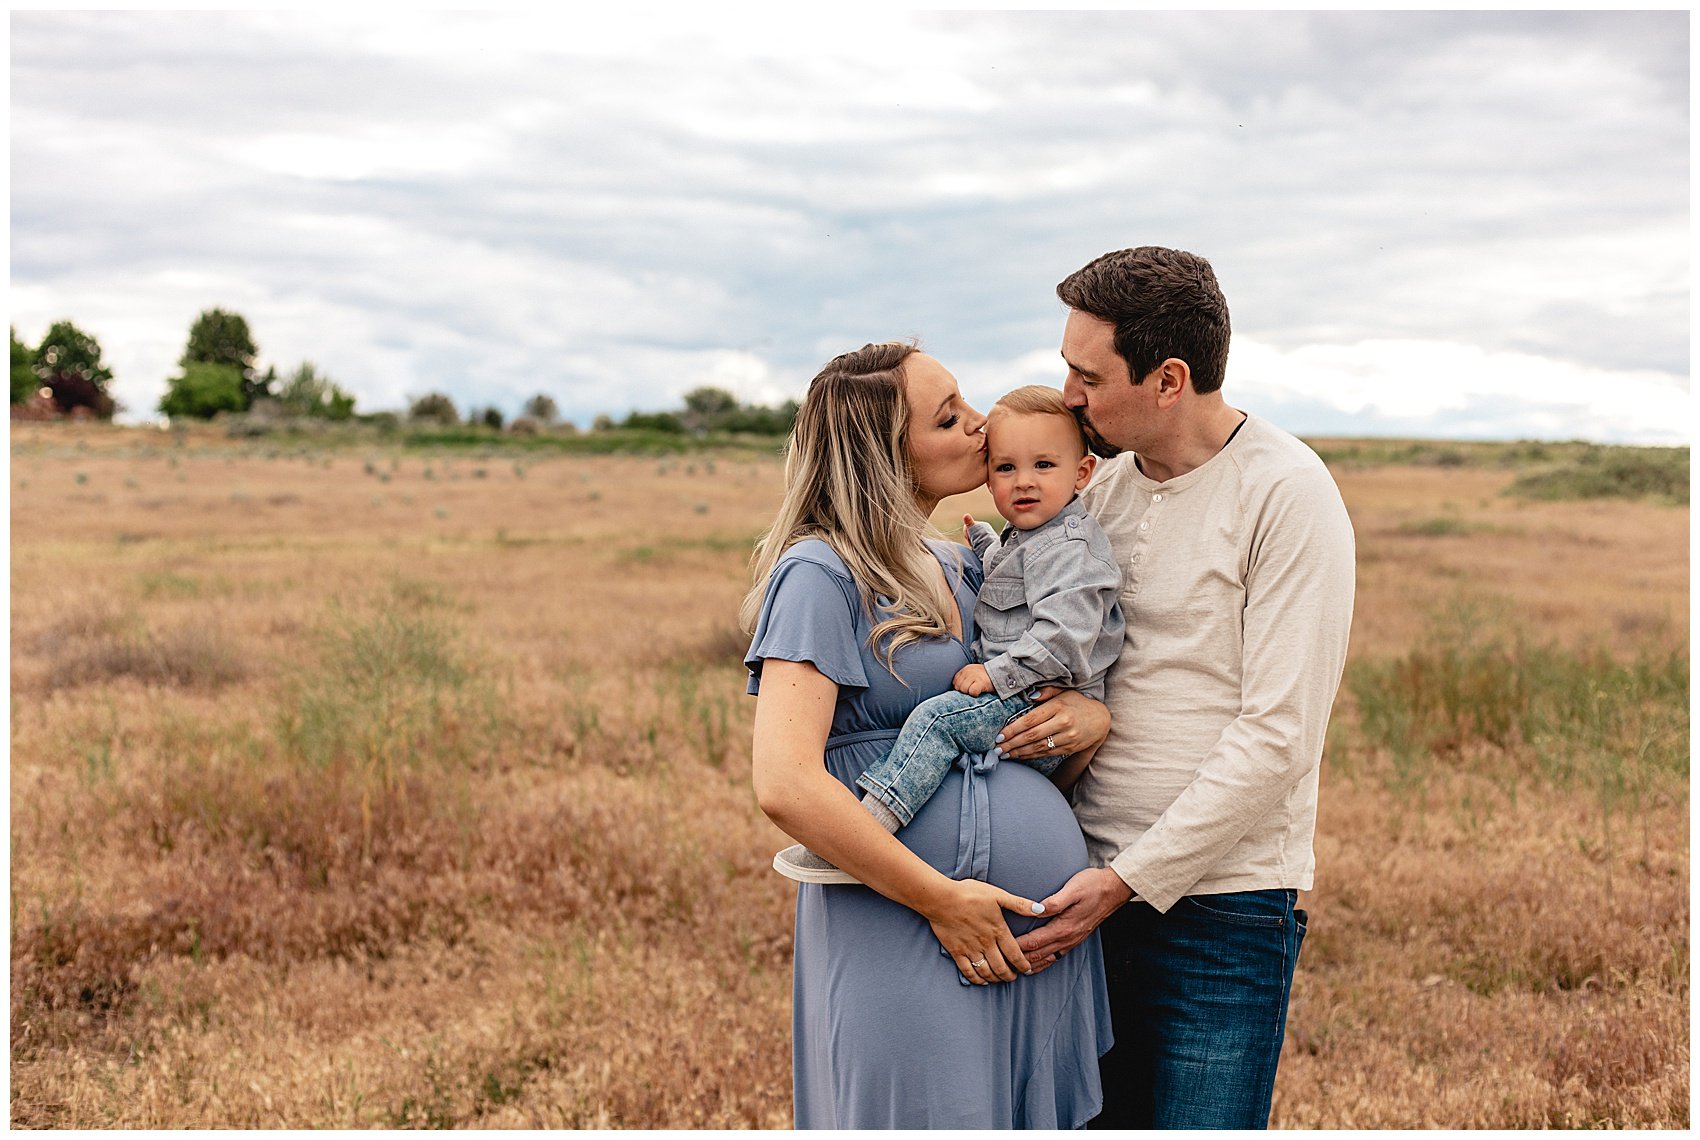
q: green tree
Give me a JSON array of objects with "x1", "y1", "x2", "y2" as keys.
[
  {"x1": 465, "y1": 405, "x2": 504, "y2": 430},
  {"x1": 277, "y1": 362, "x2": 356, "y2": 420},
  {"x1": 158, "y1": 362, "x2": 246, "y2": 420},
  {"x1": 33, "y1": 319, "x2": 117, "y2": 417},
  {"x1": 181, "y1": 308, "x2": 264, "y2": 407},
  {"x1": 523, "y1": 393, "x2": 559, "y2": 423},
  {"x1": 681, "y1": 386, "x2": 738, "y2": 433},
  {"x1": 11, "y1": 327, "x2": 38, "y2": 405},
  {"x1": 408, "y1": 392, "x2": 460, "y2": 425}
]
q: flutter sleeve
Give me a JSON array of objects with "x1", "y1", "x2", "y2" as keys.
[{"x1": 744, "y1": 551, "x2": 870, "y2": 696}]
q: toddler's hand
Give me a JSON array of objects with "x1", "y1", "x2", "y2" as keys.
[
  {"x1": 953, "y1": 663, "x2": 994, "y2": 696},
  {"x1": 962, "y1": 512, "x2": 977, "y2": 535}
]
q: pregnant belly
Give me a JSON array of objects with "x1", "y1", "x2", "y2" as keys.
[{"x1": 896, "y1": 758, "x2": 1089, "y2": 938}]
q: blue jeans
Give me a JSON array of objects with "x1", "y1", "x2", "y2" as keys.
[
  {"x1": 1090, "y1": 889, "x2": 1307, "y2": 1130},
  {"x1": 855, "y1": 689, "x2": 1058, "y2": 825}
]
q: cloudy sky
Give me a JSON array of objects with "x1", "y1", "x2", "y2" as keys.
[{"x1": 10, "y1": 10, "x2": 1690, "y2": 442}]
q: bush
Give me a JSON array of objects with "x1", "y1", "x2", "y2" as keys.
[
  {"x1": 277, "y1": 363, "x2": 356, "y2": 420},
  {"x1": 12, "y1": 326, "x2": 39, "y2": 405},
  {"x1": 408, "y1": 392, "x2": 460, "y2": 426},
  {"x1": 620, "y1": 411, "x2": 683, "y2": 433},
  {"x1": 39, "y1": 616, "x2": 248, "y2": 690},
  {"x1": 33, "y1": 319, "x2": 117, "y2": 418},
  {"x1": 1506, "y1": 448, "x2": 1688, "y2": 505},
  {"x1": 160, "y1": 362, "x2": 246, "y2": 420},
  {"x1": 718, "y1": 401, "x2": 798, "y2": 435},
  {"x1": 523, "y1": 393, "x2": 559, "y2": 423}
]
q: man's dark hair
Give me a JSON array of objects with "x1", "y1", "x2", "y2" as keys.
[{"x1": 1056, "y1": 246, "x2": 1231, "y2": 394}]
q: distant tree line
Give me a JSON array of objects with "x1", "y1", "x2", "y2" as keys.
[
  {"x1": 587, "y1": 386, "x2": 799, "y2": 435},
  {"x1": 13, "y1": 312, "x2": 798, "y2": 437},
  {"x1": 400, "y1": 384, "x2": 796, "y2": 436}
]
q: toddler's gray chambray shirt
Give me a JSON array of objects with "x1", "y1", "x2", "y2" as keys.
[{"x1": 966, "y1": 496, "x2": 1124, "y2": 702}]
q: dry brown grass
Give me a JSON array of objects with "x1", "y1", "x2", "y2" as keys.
[{"x1": 10, "y1": 422, "x2": 1688, "y2": 1127}]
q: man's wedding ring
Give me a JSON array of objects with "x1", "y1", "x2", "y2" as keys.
[{"x1": 1045, "y1": 735, "x2": 1057, "y2": 750}]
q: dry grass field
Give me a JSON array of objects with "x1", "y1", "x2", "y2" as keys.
[{"x1": 10, "y1": 423, "x2": 1689, "y2": 1128}]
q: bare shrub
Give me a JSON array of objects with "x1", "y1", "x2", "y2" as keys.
[
  {"x1": 679, "y1": 623, "x2": 751, "y2": 669},
  {"x1": 40, "y1": 616, "x2": 247, "y2": 690},
  {"x1": 476, "y1": 785, "x2": 743, "y2": 931},
  {"x1": 11, "y1": 854, "x2": 470, "y2": 1039}
]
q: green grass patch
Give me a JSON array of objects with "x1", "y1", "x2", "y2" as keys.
[
  {"x1": 137, "y1": 570, "x2": 235, "y2": 599},
  {"x1": 1308, "y1": 437, "x2": 1685, "y2": 480},
  {"x1": 274, "y1": 583, "x2": 505, "y2": 781},
  {"x1": 1345, "y1": 600, "x2": 1688, "y2": 806},
  {"x1": 1505, "y1": 446, "x2": 1689, "y2": 505},
  {"x1": 1310, "y1": 439, "x2": 1537, "y2": 469},
  {"x1": 1394, "y1": 516, "x2": 1499, "y2": 538}
]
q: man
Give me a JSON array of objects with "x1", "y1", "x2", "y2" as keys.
[{"x1": 1014, "y1": 246, "x2": 1356, "y2": 1128}]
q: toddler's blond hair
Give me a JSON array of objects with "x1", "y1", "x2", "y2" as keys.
[{"x1": 988, "y1": 385, "x2": 1088, "y2": 458}]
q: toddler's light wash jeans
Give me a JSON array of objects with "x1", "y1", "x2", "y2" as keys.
[{"x1": 854, "y1": 688, "x2": 1062, "y2": 825}]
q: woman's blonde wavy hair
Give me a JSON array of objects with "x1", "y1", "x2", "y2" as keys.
[{"x1": 739, "y1": 341, "x2": 960, "y2": 675}]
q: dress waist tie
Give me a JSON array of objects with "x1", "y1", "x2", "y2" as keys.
[
  {"x1": 947, "y1": 747, "x2": 1002, "y2": 985},
  {"x1": 952, "y1": 747, "x2": 999, "y2": 883}
]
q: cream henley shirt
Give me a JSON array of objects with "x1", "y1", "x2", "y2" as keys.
[{"x1": 1073, "y1": 412, "x2": 1356, "y2": 913}]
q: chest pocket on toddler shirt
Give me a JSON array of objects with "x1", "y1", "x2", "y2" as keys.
[{"x1": 975, "y1": 577, "x2": 1030, "y2": 645}]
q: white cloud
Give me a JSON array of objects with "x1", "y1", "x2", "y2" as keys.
[
  {"x1": 1229, "y1": 337, "x2": 1690, "y2": 444},
  {"x1": 233, "y1": 125, "x2": 501, "y2": 182},
  {"x1": 8, "y1": 10, "x2": 1688, "y2": 442}
]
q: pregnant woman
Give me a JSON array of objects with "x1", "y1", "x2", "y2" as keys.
[{"x1": 741, "y1": 341, "x2": 1114, "y2": 1128}]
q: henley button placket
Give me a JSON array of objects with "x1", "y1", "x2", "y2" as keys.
[{"x1": 1131, "y1": 488, "x2": 1168, "y2": 598}]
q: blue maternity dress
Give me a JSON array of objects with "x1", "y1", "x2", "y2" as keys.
[{"x1": 745, "y1": 538, "x2": 1113, "y2": 1129}]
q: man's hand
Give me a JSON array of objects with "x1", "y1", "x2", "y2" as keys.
[
  {"x1": 953, "y1": 663, "x2": 994, "y2": 696},
  {"x1": 1015, "y1": 866, "x2": 1133, "y2": 972}
]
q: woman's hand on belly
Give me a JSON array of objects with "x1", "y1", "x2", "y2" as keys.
[{"x1": 918, "y1": 877, "x2": 1047, "y2": 986}]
